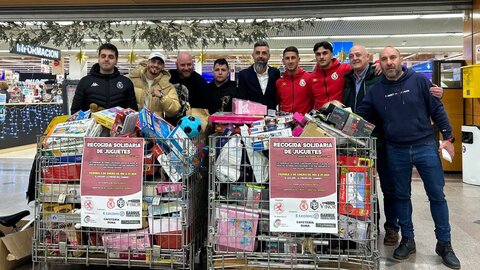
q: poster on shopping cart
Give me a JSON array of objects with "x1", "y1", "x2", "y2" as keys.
[
  {"x1": 269, "y1": 137, "x2": 337, "y2": 233},
  {"x1": 81, "y1": 137, "x2": 144, "y2": 229}
]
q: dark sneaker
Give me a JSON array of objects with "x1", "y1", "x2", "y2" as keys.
[
  {"x1": 393, "y1": 237, "x2": 416, "y2": 260},
  {"x1": 436, "y1": 241, "x2": 461, "y2": 269},
  {"x1": 384, "y1": 226, "x2": 399, "y2": 246}
]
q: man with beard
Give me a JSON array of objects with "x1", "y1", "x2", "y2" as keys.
[
  {"x1": 238, "y1": 40, "x2": 280, "y2": 110},
  {"x1": 343, "y1": 45, "x2": 444, "y2": 247},
  {"x1": 169, "y1": 51, "x2": 208, "y2": 109},
  {"x1": 356, "y1": 46, "x2": 460, "y2": 269},
  {"x1": 206, "y1": 58, "x2": 239, "y2": 114},
  {"x1": 71, "y1": 43, "x2": 137, "y2": 113},
  {"x1": 128, "y1": 52, "x2": 180, "y2": 117},
  {"x1": 275, "y1": 46, "x2": 313, "y2": 114}
]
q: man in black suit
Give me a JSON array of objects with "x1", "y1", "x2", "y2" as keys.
[{"x1": 238, "y1": 40, "x2": 280, "y2": 110}]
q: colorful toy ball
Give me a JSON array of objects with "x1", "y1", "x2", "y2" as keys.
[{"x1": 177, "y1": 116, "x2": 202, "y2": 138}]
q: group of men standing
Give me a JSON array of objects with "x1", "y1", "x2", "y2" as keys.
[{"x1": 70, "y1": 41, "x2": 460, "y2": 269}]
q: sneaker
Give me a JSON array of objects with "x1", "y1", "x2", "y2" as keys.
[
  {"x1": 436, "y1": 241, "x2": 461, "y2": 269},
  {"x1": 393, "y1": 237, "x2": 416, "y2": 260},
  {"x1": 384, "y1": 226, "x2": 399, "y2": 246}
]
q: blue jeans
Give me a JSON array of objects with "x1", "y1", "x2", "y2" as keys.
[
  {"x1": 376, "y1": 142, "x2": 399, "y2": 230},
  {"x1": 387, "y1": 139, "x2": 451, "y2": 241}
]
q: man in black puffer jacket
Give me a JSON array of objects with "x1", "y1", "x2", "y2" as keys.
[{"x1": 70, "y1": 43, "x2": 138, "y2": 114}]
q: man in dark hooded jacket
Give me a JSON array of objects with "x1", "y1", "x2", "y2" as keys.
[
  {"x1": 356, "y1": 46, "x2": 460, "y2": 270},
  {"x1": 70, "y1": 43, "x2": 138, "y2": 114}
]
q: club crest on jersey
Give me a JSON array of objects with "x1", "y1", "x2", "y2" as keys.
[
  {"x1": 299, "y1": 79, "x2": 306, "y2": 87},
  {"x1": 117, "y1": 81, "x2": 124, "y2": 89},
  {"x1": 331, "y1": 72, "x2": 338, "y2": 80},
  {"x1": 281, "y1": 82, "x2": 287, "y2": 87}
]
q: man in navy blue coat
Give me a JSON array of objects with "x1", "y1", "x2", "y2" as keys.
[{"x1": 238, "y1": 40, "x2": 280, "y2": 110}]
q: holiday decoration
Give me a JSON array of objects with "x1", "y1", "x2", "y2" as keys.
[
  {"x1": 75, "y1": 49, "x2": 88, "y2": 64},
  {"x1": 127, "y1": 49, "x2": 138, "y2": 65},
  {"x1": 0, "y1": 19, "x2": 315, "y2": 51},
  {"x1": 197, "y1": 51, "x2": 207, "y2": 64}
]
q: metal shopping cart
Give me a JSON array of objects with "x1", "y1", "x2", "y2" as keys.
[
  {"x1": 207, "y1": 135, "x2": 379, "y2": 270},
  {"x1": 32, "y1": 135, "x2": 208, "y2": 269}
]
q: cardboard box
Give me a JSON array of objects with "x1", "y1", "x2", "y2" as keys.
[
  {"x1": 300, "y1": 122, "x2": 331, "y2": 137},
  {"x1": 0, "y1": 221, "x2": 34, "y2": 270}
]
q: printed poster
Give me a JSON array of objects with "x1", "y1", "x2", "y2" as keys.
[
  {"x1": 269, "y1": 137, "x2": 337, "y2": 233},
  {"x1": 81, "y1": 137, "x2": 144, "y2": 229}
]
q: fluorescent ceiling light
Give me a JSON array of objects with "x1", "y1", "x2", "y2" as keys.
[
  {"x1": 420, "y1": 14, "x2": 463, "y2": 19},
  {"x1": 320, "y1": 13, "x2": 462, "y2": 21},
  {"x1": 368, "y1": 45, "x2": 462, "y2": 50},
  {"x1": 342, "y1": 15, "x2": 420, "y2": 21},
  {"x1": 270, "y1": 33, "x2": 461, "y2": 40}
]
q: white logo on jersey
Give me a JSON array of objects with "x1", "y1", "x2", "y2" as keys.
[
  {"x1": 299, "y1": 79, "x2": 306, "y2": 87},
  {"x1": 90, "y1": 82, "x2": 99, "y2": 87},
  {"x1": 331, "y1": 72, "x2": 338, "y2": 80},
  {"x1": 117, "y1": 82, "x2": 124, "y2": 89}
]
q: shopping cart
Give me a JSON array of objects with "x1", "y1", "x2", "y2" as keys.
[
  {"x1": 207, "y1": 135, "x2": 379, "y2": 270},
  {"x1": 32, "y1": 135, "x2": 208, "y2": 269}
]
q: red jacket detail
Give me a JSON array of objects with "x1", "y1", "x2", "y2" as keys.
[
  {"x1": 275, "y1": 67, "x2": 313, "y2": 115},
  {"x1": 309, "y1": 59, "x2": 352, "y2": 109}
]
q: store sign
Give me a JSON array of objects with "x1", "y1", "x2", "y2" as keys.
[
  {"x1": 269, "y1": 137, "x2": 337, "y2": 233},
  {"x1": 81, "y1": 137, "x2": 145, "y2": 229},
  {"x1": 10, "y1": 42, "x2": 61, "y2": 61}
]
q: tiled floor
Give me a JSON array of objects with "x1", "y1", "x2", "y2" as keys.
[{"x1": 1, "y1": 145, "x2": 479, "y2": 270}]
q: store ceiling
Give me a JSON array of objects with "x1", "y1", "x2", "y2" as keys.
[{"x1": 0, "y1": 0, "x2": 471, "y2": 74}]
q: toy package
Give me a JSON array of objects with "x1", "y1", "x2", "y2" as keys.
[
  {"x1": 338, "y1": 167, "x2": 371, "y2": 218},
  {"x1": 215, "y1": 206, "x2": 259, "y2": 252}
]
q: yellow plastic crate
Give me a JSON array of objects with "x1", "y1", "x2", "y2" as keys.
[{"x1": 462, "y1": 64, "x2": 480, "y2": 98}]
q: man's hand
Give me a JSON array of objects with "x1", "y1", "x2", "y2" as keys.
[
  {"x1": 430, "y1": 84, "x2": 444, "y2": 99},
  {"x1": 372, "y1": 62, "x2": 382, "y2": 76},
  {"x1": 321, "y1": 100, "x2": 345, "y2": 109},
  {"x1": 439, "y1": 140, "x2": 455, "y2": 160},
  {"x1": 151, "y1": 87, "x2": 164, "y2": 98}
]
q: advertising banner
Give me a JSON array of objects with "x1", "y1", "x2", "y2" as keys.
[
  {"x1": 269, "y1": 137, "x2": 337, "y2": 233},
  {"x1": 81, "y1": 137, "x2": 144, "y2": 229}
]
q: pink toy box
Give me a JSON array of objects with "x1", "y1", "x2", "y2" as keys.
[
  {"x1": 215, "y1": 206, "x2": 259, "y2": 252},
  {"x1": 102, "y1": 228, "x2": 151, "y2": 251},
  {"x1": 232, "y1": 98, "x2": 267, "y2": 115}
]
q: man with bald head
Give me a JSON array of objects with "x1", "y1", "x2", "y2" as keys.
[
  {"x1": 343, "y1": 45, "x2": 399, "y2": 247},
  {"x1": 344, "y1": 45, "x2": 445, "y2": 247},
  {"x1": 356, "y1": 46, "x2": 460, "y2": 269},
  {"x1": 169, "y1": 51, "x2": 208, "y2": 109}
]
